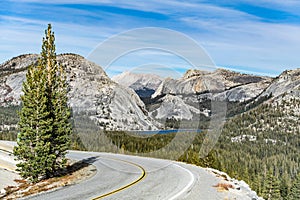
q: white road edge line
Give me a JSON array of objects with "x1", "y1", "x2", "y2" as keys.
[{"x1": 168, "y1": 163, "x2": 195, "y2": 200}]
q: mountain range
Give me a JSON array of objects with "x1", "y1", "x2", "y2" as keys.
[
  {"x1": 1, "y1": 53, "x2": 300, "y2": 199},
  {"x1": 1, "y1": 53, "x2": 299, "y2": 132}
]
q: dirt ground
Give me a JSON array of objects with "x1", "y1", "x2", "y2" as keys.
[{"x1": 0, "y1": 169, "x2": 20, "y2": 192}]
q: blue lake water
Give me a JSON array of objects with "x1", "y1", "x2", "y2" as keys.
[{"x1": 133, "y1": 129, "x2": 202, "y2": 134}]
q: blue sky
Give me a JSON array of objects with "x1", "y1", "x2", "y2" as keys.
[{"x1": 1, "y1": 0, "x2": 300, "y2": 77}]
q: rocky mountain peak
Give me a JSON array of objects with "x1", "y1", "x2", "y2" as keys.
[
  {"x1": 0, "y1": 54, "x2": 38, "y2": 76},
  {"x1": 112, "y1": 71, "x2": 163, "y2": 90},
  {"x1": 149, "y1": 68, "x2": 273, "y2": 121},
  {"x1": 259, "y1": 68, "x2": 300, "y2": 99},
  {"x1": 58, "y1": 53, "x2": 108, "y2": 79},
  {"x1": 112, "y1": 71, "x2": 163, "y2": 98},
  {"x1": 0, "y1": 54, "x2": 159, "y2": 131},
  {"x1": 153, "y1": 68, "x2": 271, "y2": 97},
  {"x1": 278, "y1": 68, "x2": 300, "y2": 81},
  {"x1": 182, "y1": 69, "x2": 209, "y2": 79},
  {"x1": 215, "y1": 68, "x2": 239, "y2": 76}
]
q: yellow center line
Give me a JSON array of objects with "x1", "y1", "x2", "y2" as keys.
[
  {"x1": 0, "y1": 148, "x2": 13, "y2": 154},
  {"x1": 91, "y1": 157, "x2": 146, "y2": 200}
]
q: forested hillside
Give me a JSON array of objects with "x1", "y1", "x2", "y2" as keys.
[
  {"x1": 216, "y1": 90, "x2": 300, "y2": 199},
  {"x1": 0, "y1": 106, "x2": 19, "y2": 140},
  {"x1": 1, "y1": 96, "x2": 299, "y2": 199}
]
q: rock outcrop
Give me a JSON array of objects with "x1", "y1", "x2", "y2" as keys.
[
  {"x1": 149, "y1": 69, "x2": 272, "y2": 120},
  {"x1": 0, "y1": 54, "x2": 159, "y2": 131},
  {"x1": 152, "y1": 69, "x2": 271, "y2": 100},
  {"x1": 259, "y1": 68, "x2": 300, "y2": 99},
  {"x1": 112, "y1": 71, "x2": 163, "y2": 98}
]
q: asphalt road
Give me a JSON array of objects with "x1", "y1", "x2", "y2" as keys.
[
  {"x1": 1, "y1": 140, "x2": 254, "y2": 200},
  {"x1": 20, "y1": 151, "x2": 196, "y2": 200}
]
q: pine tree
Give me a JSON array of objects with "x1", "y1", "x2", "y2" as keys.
[
  {"x1": 280, "y1": 173, "x2": 291, "y2": 200},
  {"x1": 262, "y1": 170, "x2": 282, "y2": 200},
  {"x1": 252, "y1": 175, "x2": 263, "y2": 196},
  {"x1": 288, "y1": 173, "x2": 300, "y2": 200},
  {"x1": 13, "y1": 24, "x2": 71, "y2": 182}
]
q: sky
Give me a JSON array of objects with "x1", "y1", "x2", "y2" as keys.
[{"x1": 1, "y1": 0, "x2": 300, "y2": 77}]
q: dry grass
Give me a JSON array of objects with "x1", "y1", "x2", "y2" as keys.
[
  {"x1": 1, "y1": 160, "x2": 96, "y2": 200},
  {"x1": 214, "y1": 182, "x2": 234, "y2": 192}
]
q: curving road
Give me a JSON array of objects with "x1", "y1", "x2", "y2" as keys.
[
  {"x1": 1, "y1": 140, "x2": 256, "y2": 200},
  {"x1": 22, "y1": 151, "x2": 196, "y2": 200}
]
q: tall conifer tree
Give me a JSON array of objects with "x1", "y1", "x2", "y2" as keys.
[
  {"x1": 262, "y1": 170, "x2": 282, "y2": 200},
  {"x1": 14, "y1": 24, "x2": 71, "y2": 182},
  {"x1": 288, "y1": 173, "x2": 300, "y2": 200}
]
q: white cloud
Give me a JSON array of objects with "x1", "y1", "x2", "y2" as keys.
[
  {"x1": 2, "y1": 0, "x2": 300, "y2": 76},
  {"x1": 0, "y1": 14, "x2": 124, "y2": 62},
  {"x1": 179, "y1": 11, "x2": 300, "y2": 74}
]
